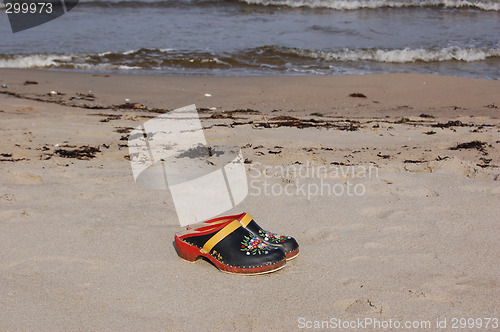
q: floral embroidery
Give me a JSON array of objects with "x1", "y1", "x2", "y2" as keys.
[
  {"x1": 258, "y1": 229, "x2": 287, "y2": 244},
  {"x1": 241, "y1": 235, "x2": 270, "y2": 255}
]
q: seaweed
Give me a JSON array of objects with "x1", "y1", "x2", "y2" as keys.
[
  {"x1": 349, "y1": 93, "x2": 367, "y2": 98},
  {"x1": 210, "y1": 113, "x2": 233, "y2": 119},
  {"x1": 113, "y1": 127, "x2": 134, "y2": 134},
  {"x1": 270, "y1": 115, "x2": 298, "y2": 121},
  {"x1": 113, "y1": 102, "x2": 145, "y2": 109},
  {"x1": 70, "y1": 93, "x2": 95, "y2": 101},
  {"x1": 0, "y1": 153, "x2": 26, "y2": 162},
  {"x1": 231, "y1": 109, "x2": 260, "y2": 115},
  {"x1": 0, "y1": 90, "x2": 110, "y2": 110},
  {"x1": 91, "y1": 113, "x2": 122, "y2": 122},
  {"x1": 404, "y1": 159, "x2": 425, "y2": 164},
  {"x1": 376, "y1": 152, "x2": 390, "y2": 159},
  {"x1": 432, "y1": 120, "x2": 468, "y2": 128},
  {"x1": 450, "y1": 140, "x2": 486, "y2": 150},
  {"x1": 396, "y1": 117, "x2": 411, "y2": 123},
  {"x1": 252, "y1": 117, "x2": 359, "y2": 130}
]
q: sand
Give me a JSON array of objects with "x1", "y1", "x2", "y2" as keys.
[{"x1": 0, "y1": 68, "x2": 499, "y2": 331}]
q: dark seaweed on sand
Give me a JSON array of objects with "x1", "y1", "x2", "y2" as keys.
[
  {"x1": 54, "y1": 146, "x2": 101, "y2": 160},
  {"x1": 377, "y1": 152, "x2": 390, "y2": 159},
  {"x1": 449, "y1": 141, "x2": 486, "y2": 151},
  {"x1": 252, "y1": 117, "x2": 359, "y2": 131},
  {"x1": 114, "y1": 127, "x2": 134, "y2": 134},
  {"x1": 0, "y1": 152, "x2": 26, "y2": 162},
  {"x1": 349, "y1": 93, "x2": 367, "y2": 98},
  {"x1": 432, "y1": 120, "x2": 468, "y2": 128},
  {"x1": 113, "y1": 102, "x2": 144, "y2": 109}
]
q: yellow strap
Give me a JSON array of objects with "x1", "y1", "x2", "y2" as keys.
[
  {"x1": 200, "y1": 220, "x2": 241, "y2": 254},
  {"x1": 240, "y1": 213, "x2": 253, "y2": 227}
]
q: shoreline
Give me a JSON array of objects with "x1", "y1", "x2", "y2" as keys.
[{"x1": 1, "y1": 68, "x2": 499, "y2": 116}]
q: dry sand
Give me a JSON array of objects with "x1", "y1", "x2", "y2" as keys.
[{"x1": 0, "y1": 68, "x2": 499, "y2": 331}]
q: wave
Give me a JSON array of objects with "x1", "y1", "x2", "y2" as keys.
[
  {"x1": 0, "y1": 54, "x2": 74, "y2": 68},
  {"x1": 8, "y1": 0, "x2": 494, "y2": 10},
  {"x1": 0, "y1": 46, "x2": 500, "y2": 69},
  {"x1": 0, "y1": 46, "x2": 498, "y2": 74},
  {"x1": 0, "y1": 49, "x2": 234, "y2": 71},
  {"x1": 272, "y1": 46, "x2": 500, "y2": 63},
  {"x1": 240, "y1": 0, "x2": 500, "y2": 11},
  {"x1": 0, "y1": 53, "x2": 143, "y2": 70}
]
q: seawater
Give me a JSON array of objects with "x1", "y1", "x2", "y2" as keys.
[{"x1": 0, "y1": 0, "x2": 499, "y2": 78}]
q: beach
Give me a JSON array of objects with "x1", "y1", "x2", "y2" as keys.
[
  {"x1": 0, "y1": 68, "x2": 499, "y2": 330},
  {"x1": 1, "y1": 0, "x2": 499, "y2": 78}
]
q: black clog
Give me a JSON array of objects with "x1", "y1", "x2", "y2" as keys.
[
  {"x1": 175, "y1": 219, "x2": 286, "y2": 274},
  {"x1": 198, "y1": 213, "x2": 299, "y2": 260}
]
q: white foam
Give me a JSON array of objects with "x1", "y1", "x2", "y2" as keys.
[
  {"x1": 98, "y1": 51, "x2": 113, "y2": 57},
  {"x1": 241, "y1": 0, "x2": 500, "y2": 11},
  {"x1": 1, "y1": 46, "x2": 497, "y2": 73},
  {"x1": 72, "y1": 63, "x2": 142, "y2": 70},
  {"x1": 118, "y1": 65, "x2": 142, "y2": 70},
  {"x1": 0, "y1": 53, "x2": 144, "y2": 70},
  {"x1": 0, "y1": 54, "x2": 73, "y2": 68},
  {"x1": 122, "y1": 49, "x2": 137, "y2": 55},
  {"x1": 288, "y1": 46, "x2": 500, "y2": 63}
]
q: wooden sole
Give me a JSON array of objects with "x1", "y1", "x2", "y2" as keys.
[
  {"x1": 285, "y1": 249, "x2": 299, "y2": 261},
  {"x1": 175, "y1": 236, "x2": 286, "y2": 275}
]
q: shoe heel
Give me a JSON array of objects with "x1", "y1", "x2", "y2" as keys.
[{"x1": 175, "y1": 236, "x2": 201, "y2": 262}]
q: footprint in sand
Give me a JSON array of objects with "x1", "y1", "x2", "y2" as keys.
[
  {"x1": 1, "y1": 170, "x2": 43, "y2": 185},
  {"x1": 13, "y1": 106, "x2": 39, "y2": 115},
  {"x1": 344, "y1": 298, "x2": 382, "y2": 314},
  {"x1": 0, "y1": 209, "x2": 24, "y2": 222},
  {"x1": 1, "y1": 255, "x2": 106, "y2": 271},
  {"x1": 300, "y1": 227, "x2": 339, "y2": 244},
  {"x1": 389, "y1": 185, "x2": 439, "y2": 198},
  {"x1": 382, "y1": 225, "x2": 417, "y2": 234},
  {"x1": 431, "y1": 157, "x2": 484, "y2": 179},
  {"x1": 0, "y1": 193, "x2": 16, "y2": 201},
  {"x1": 360, "y1": 206, "x2": 397, "y2": 219},
  {"x1": 363, "y1": 242, "x2": 389, "y2": 249}
]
